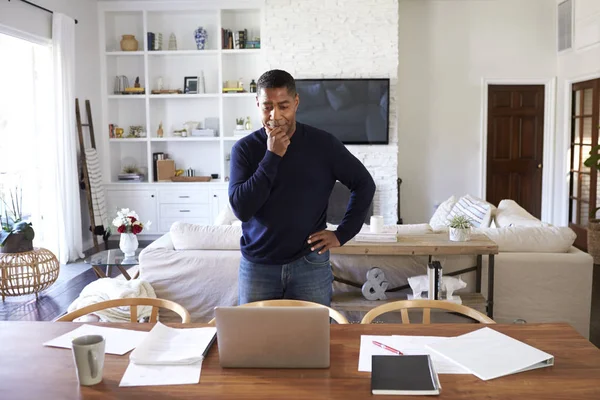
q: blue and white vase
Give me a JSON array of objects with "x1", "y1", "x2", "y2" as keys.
[{"x1": 194, "y1": 27, "x2": 208, "y2": 50}]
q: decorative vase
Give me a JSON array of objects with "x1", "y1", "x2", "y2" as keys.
[
  {"x1": 0, "y1": 232, "x2": 34, "y2": 254},
  {"x1": 194, "y1": 27, "x2": 207, "y2": 50},
  {"x1": 588, "y1": 219, "x2": 600, "y2": 264},
  {"x1": 449, "y1": 227, "x2": 471, "y2": 242},
  {"x1": 119, "y1": 233, "x2": 138, "y2": 257},
  {"x1": 120, "y1": 35, "x2": 139, "y2": 51}
]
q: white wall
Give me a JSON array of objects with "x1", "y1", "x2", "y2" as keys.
[
  {"x1": 263, "y1": 0, "x2": 399, "y2": 224},
  {"x1": 0, "y1": 0, "x2": 101, "y2": 251},
  {"x1": 398, "y1": 0, "x2": 557, "y2": 223},
  {"x1": 555, "y1": 0, "x2": 600, "y2": 225}
]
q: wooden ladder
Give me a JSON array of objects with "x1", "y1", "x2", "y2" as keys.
[{"x1": 75, "y1": 99, "x2": 100, "y2": 253}]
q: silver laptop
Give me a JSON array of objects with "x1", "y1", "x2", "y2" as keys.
[{"x1": 214, "y1": 306, "x2": 330, "y2": 368}]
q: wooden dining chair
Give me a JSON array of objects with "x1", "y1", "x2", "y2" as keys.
[
  {"x1": 360, "y1": 299, "x2": 495, "y2": 324},
  {"x1": 55, "y1": 297, "x2": 191, "y2": 323},
  {"x1": 208, "y1": 299, "x2": 349, "y2": 325}
]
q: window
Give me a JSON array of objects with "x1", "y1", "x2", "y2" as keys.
[
  {"x1": 569, "y1": 78, "x2": 600, "y2": 250},
  {"x1": 0, "y1": 32, "x2": 52, "y2": 248}
]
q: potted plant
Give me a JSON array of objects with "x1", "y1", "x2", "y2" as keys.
[
  {"x1": 583, "y1": 146, "x2": 600, "y2": 263},
  {"x1": 448, "y1": 215, "x2": 472, "y2": 242},
  {"x1": 0, "y1": 185, "x2": 35, "y2": 253},
  {"x1": 235, "y1": 118, "x2": 244, "y2": 130}
]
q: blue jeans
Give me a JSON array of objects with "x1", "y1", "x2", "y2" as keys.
[{"x1": 238, "y1": 250, "x2": 333, "y2": 306}]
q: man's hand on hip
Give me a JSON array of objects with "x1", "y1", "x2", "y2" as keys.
[
  {"x1": 266, "y1": 127, "x2": 290, "y2": 157},
  {"x1": 307, "y1": 230, "x2": 341, "y2": 254}
]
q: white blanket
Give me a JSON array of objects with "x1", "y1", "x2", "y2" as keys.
[{"x1": 67, "y1": 278, "x2": 157, "y2": 322}]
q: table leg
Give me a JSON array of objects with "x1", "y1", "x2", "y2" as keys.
[
  {"x1": 92, "y1": 266, "x2": 107, "y2": 279},
  {"x1": 488, "y1": 254, "x2": 495, "y2": 319},
  {"x1": 117, "y1": 266, "x2": 132, "y2": 281},
  {"x1": 476, "y1": 255, "x2": 482, "y2": 293},
  {"x1": 106, "y1": 265, "x2": 112, "y2": 277}
]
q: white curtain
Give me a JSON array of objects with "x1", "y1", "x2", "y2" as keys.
[{"x1": 41, "y1": 13, "x2": 84, "y2": 264}]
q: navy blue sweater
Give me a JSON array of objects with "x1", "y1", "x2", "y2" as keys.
[{"x1": 228, "y1": 123, "x2": 376, "y2": 265}]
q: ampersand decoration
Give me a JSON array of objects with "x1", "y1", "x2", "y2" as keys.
[{"x1": 361, "y1": 267, "x2": 389, "y2": 300}]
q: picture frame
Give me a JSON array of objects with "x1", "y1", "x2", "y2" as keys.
[{"x1": 184, "y1": 76, "x2": 199, "y2": 94}]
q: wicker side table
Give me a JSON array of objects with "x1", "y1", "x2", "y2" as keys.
[{"x1": 0, "y1": 248, "x2": 60, "y2": 301}]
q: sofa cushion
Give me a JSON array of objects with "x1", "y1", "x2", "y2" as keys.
[
  {"x1": 446, "y1": 194, "x2": 493, "y2": 228},
  {"x1": 214, "y1": 202, "x2": 241, "y2": 225},
  {"x1": 479, "y1": 226, "x2": 576, "y2": 253},
  {"x1": 170, "y1": 222, "x2": 242, "y2": 250},
  {"x1": 429, "y1": 196, "x2": 457, "y2": 231},
  {"x1": 495, "y1": 199, "x2": 546, "y2": 227}
]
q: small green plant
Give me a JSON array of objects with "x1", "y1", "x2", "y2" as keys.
[
  {"x1": 122, "y1": 164, "x2": 140, "y2": 174},
  {"x1": 584, "y1": 145, "x2": 600, "y2": 219},
  {"x1": 448, "y1": 215, "x2": 472, "y2": 230},
  {"x1": 0, "y1": 185, "x2": 35, "y2": 247},
  {"x1": 236, "y1": 117, "x2": 244, "y2": 125}
]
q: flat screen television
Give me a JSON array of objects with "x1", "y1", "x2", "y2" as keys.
[{"x1": 295, "y1": 78, "x2": 389, "y2": 145}]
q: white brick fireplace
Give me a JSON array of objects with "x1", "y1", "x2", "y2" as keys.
[{"x1": 263, "y1": 0, "x2": 399, "y2": 223}]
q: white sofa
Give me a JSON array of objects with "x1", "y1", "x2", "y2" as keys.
[{"x1": 139, "y1": 199, "x2": 593, "y2": 338}]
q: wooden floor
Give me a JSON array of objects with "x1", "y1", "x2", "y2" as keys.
[
  {"x1": 2, "y1": 254, "x2": 600, "y2": 349},
  {"x1": 0, "y1": 261, "x2": 97, "y2": 321}
]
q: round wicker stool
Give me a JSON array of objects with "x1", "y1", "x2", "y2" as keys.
[{"x1": 0, "y1": 248, "x2": 60, "y2": 300}]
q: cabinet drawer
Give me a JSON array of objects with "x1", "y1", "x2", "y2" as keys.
[
  {"x1": 160, "y1": 218, "x2": 211, "y2": 232},
  {"x1": 160, "y1": 204, "x2": 210, "y2": 219},
  {"x1": 159, "y1": 189, "x2": 209, "y2": 204}
]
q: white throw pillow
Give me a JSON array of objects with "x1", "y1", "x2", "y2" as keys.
[
  {"x1": 429, "y1": 196, "x2": 457, "y2": 231},
  {"x1": 446, "y1": 194, "x2": 493, "y2": 228},
  {"x1": 495, "y1": 199, "x2": 546, "y2": 228},
  {"x1": 479, "y1": 226, "x2": 576, "y2": 253},
  {"x1": 214, "y1": 202, "x2": 240, "y2": 225},
  {"x1": 170, "y1": 222, "x2": 242, "y2": 250}
]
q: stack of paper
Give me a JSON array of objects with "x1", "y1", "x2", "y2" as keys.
[
  {"x1": 119, "y1": 322, "x2": 217, "y2": 387},
  {"x1": 358, "y1": 335, "x2": 469, "y2": 374},
  {"x1": 354, "y1": 233, "x2": 398, "y2": 243},
  {"x1": 43, "y1": 324, "x2": 148, "y2": 355}
]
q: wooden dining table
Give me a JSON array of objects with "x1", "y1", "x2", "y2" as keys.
[{"x1": 1, "y1": 322, "x2": 600, "y2": 399}]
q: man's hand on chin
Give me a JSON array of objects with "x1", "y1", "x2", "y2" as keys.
[{"x1": 307, "y1": 230, "x2": 341, "y2": 254}]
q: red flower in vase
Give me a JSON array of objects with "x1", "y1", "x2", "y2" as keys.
[{"x1": 132, "y1": 224, "x2": 143, "y2": 234}]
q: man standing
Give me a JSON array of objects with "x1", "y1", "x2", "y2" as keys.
[{"x1": 229, "y1": 69, "x2": 376, "y2": 306}]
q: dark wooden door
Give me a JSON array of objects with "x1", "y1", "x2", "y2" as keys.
[{"x1": 486, "y1": 85, "x2": 545, "y2": 218}]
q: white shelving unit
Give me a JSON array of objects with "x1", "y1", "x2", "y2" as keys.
[
  {"x1": 99, "y1": 1, "x2": 264, "y2": 185},
  {"x1": 97, "y1": 1, "x2": 264, "y2": 234}
]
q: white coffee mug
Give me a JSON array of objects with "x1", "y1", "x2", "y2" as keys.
[
  {"x1": 370, "y1": 215, "x2": 384, "y2": 233},
  {"x1": 72, "y1": 335, "x2": 106, "y2": 386}
]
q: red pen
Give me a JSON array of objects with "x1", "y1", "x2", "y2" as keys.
[{"x1": 372, "y1": 340, "x2": 403, "y2": 355}]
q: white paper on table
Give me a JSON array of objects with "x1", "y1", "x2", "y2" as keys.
[
  {"x1": 43, "y1": 324, "x2": 148, "y2": 355},
  {"x1": 129, "y1": 321, "x2": 216, "y2": 365},
  {"x1": 358, "y1": 335, "x2": 469, "y2": 374},
  {"x1": 119, "y1": 361, "x2": 203, "y2": 387},
  {"x1": 392, "y1": 336, "x2": 470, "y2": 374}
]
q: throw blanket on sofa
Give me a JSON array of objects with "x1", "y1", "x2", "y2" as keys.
[{"x1": 67, "y1": 278, "x2": 156, "y2": 322}]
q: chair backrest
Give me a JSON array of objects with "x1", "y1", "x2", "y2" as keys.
[
  {"x1": 55, "y1": 297, "x2": 191, "y2": 323},
  {"x1": 208, "y1": 299, "x2": 349, "y2": 325},
  {"x1": 360, "y1": 299, "x2": 495, "y2": 324}
]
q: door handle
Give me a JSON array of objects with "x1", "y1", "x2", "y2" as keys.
[{"x1": 537, "y1": 163, "x2": 542, "y2": 169}]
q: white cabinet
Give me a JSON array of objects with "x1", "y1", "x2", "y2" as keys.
[
  {"x1": 106, "y1": 183, "x2": 228, "y2": 235},
  {"x1": 106, "y1": 189, "x2": 158, "y2": 229},
  {"x1": 210, "y1": 187, "x2": 230, "y2": 223}
]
